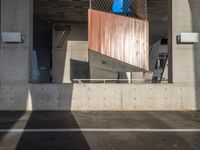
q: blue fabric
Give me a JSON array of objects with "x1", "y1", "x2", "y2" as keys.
[{"x1": 112, "y1": 0, "x2": 134, "y2": 15}]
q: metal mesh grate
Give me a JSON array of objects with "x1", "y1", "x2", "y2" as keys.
[{"x1": 90, "y1": 0, "x2": 147, "y2": 20}]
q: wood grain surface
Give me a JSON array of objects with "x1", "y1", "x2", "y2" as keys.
[{"x1": 88, "y1": 9, "x2": 149, "y2": 71}]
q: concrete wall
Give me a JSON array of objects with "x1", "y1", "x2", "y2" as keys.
[
  {"x1": 0, "y1": 83, "x2": 196, "y2": 111},
  {"x1": 52, "y1": 23, "x2": 89, "y2": 83}
]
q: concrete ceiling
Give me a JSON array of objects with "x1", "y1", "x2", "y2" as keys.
[
  {"x1": 34, "y1": 0, "x2": 168, "y2": 43},
  {"x1": 34, "y1": 0, "x2": 89, "y2": 23}
]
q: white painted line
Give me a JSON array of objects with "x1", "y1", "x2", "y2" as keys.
[{"x1": 0, "y1": 128, "x2": 200, "y2": 133}]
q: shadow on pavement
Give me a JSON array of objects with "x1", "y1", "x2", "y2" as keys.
[{"x1": 15, "y1": 112, "x2": 90, "y2": 150}]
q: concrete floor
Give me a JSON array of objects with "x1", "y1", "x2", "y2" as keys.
[{"x1": 0, "y1": 111, "x2": 199, "y2": 150}]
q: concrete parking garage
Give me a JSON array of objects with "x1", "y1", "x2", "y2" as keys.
[{"x1": 1, "y1": 0, "x2": 200, "y2": 149}]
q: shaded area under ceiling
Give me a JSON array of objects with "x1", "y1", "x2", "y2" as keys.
[
  {"x1": 34, "y1": 0, "x2": 89, "y2": 23},
  {"x1": 147, "y1": 0, "x2": 168, "y2": 44}
]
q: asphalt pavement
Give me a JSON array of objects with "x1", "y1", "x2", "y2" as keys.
[{"x1": 0, "y1": 111, "x2": 199, "y2": 150}]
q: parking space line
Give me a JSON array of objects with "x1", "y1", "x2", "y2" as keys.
[{"x1": 0, "y1": 128, "x2": 200, "y2": 133}]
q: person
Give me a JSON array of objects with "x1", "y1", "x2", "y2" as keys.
[{"x1": 112, "y1": 0, "x2": 134, "y2": 15}]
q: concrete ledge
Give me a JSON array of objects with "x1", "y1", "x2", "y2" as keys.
[{"x1": 0, "y1": 83, "x2": 199, "y2": 111}]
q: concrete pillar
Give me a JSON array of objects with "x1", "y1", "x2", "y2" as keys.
[
  {"x1": 0, "y1": 0, "x2": 1, "y2": 51},
  {"x1": 0, "y1": 0, "x2": 33, "y2": 110},
  {"x1": 0, "y1": 0, "x2": 33, "y2": 84},
  {"x1": 170, "y1": 0, "x2": 200, "y2": 84}
]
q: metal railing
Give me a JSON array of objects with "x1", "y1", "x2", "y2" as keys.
[
  {"x1": 89, "y1": 0, "x2": 147, "y2": 20},
  {"x1": 73, "y1": 79, "x2": 151, "y2": 84}
]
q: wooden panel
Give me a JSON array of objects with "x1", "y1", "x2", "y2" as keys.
[{"x1": 88, "y1": 9, "x2": 149, "y2": 71}]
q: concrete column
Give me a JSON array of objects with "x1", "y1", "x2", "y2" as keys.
[
  {"x1": 0, "y1": 0, "x2": 1, "y2": 51},
  {"x1": 171, "y1": 0, "x2": 200, "y2": 84},
  {"x1": 0, "y1": 0, "x2": 33, "y2": 110},
  {"x1": 0, "y1": 0, "x2": 33, "y2": 84}
]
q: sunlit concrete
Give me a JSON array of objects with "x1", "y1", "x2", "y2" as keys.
[{"x1": 0, "y1": 84, "x2": 197, "y2": 111}]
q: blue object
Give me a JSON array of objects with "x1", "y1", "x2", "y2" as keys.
[{"x1": 112, "y1": 0, "x2": 134, "y2": 15}]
